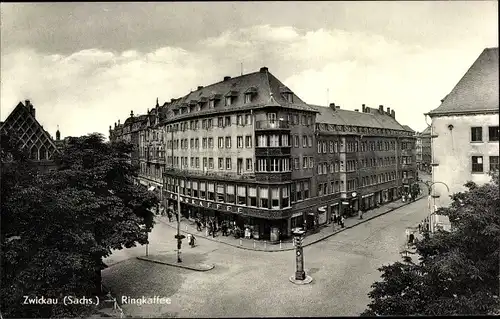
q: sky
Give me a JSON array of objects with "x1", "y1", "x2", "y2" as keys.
[{"x1": 1, "y1": 2, "x2": 498, "y2": 138}]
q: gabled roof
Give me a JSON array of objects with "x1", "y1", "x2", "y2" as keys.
[
  {"x1": 1, "y1": 101, "x2": 61, "y2": 158},
  {"x1": 420, "y1": 125, "x2": 431, "y2": 135},
  {"x1": 428, "y1": 47, "x2": 499, "y2": 116},
  {"x1": 312, "y1": 105, "x2": 407, "y2": 131},
  {"x1": 402, "y1": 125, "x2": 415, "y2": 133}
]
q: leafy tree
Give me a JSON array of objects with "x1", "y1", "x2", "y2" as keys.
[
  {"x1": 362, "y1": 173, "x2": 500, "y2": 316},
  {"x1": 1, "y1": 133, "x2": 158, "y2": 318}
]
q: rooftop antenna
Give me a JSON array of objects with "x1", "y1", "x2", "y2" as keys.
[{"x1": 241, "y1": 62, "x2": 243, "y2": 76}]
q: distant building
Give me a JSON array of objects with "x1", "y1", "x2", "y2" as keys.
[
  {"x1": 416, "y1": 126, "x2": 431, "y2": 172},
  {"x1": 426, "y1": 47, "x2": 499, "y2": 208},
  {"x1": 1, "y1": 100, "x2": 61, "y2": 173}
]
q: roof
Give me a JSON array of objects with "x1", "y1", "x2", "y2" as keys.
[
  {"x1": 402, "y1": 125, "x2": 415, "y2": 133},
  {"x1": 420, "y1": 125, "x2": 431, "y2": 135},
  {"x1": 312, "y1": 105, "x2": 407, "y2": 130},
  {"x1": 162, "y1": 68, "x2": 317, "y2": 122},
  {"x1": 428, "y1": 47, "x2": 499, "y2": 116}
]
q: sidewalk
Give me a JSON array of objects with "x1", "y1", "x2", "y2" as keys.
[{"x1": 156, "y1": 194, "x2": 426, "y2": 252}]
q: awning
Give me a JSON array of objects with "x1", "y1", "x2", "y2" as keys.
[
  {"x1": 140, "y1": 181, "x2": 148, "y2": 186},
  {"x1": 341, "y1": 202, "x2": 349, "y2": 205},
  {"x1": 291, "y1": 212, "x2": 303, "y2": 218},
  {"x1": 330, "y1": 203, "x2": 339, "y2": 207},
  {"x1": 308, "y1": 212, "x2": 315, "y2": 216},
  {"x1": 148, "y1": 186, "x2": 156, "y2": 191},
  {"x1": 318, "y1": 206, "x2": 327, "y2": 213},
  {"x1": 362, "y1": 193, "x2": 374, "y2": 199}
]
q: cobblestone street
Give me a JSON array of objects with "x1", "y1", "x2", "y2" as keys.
[{"x1": 102, "y1": 198, "x2": 429, "y2": 317}]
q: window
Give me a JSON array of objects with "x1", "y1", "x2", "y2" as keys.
[
  {"x1": 281, "y1": 135, "x2": 289, "y2": 146},
  {"x1": 472, "y1": 156, "x2": 483, "y2": 173},
  {"x1": 192, "y1": 181, "x2": 198, "y2": 198},
  {"x1": 302, "y1": 156, "x2": 307, "y2": 169},
  {"x1": 271, "y1": 188, "x2": 280, "y2": 209},
  {"x1": 323, "y1": 142, "x2": 327, "y2": 153},
  {"x1": 245, "y1": 114, "x2": 252, "y2": 125},
  {"x1": 259, "y1": 187, "x2": 269, "y2": 208},
  {"x1": 237, "y1": 136, "x2": 243, "y2": 148},
  {"x1": 258, "y1": 159, "x2": 267, "y2": 172},
  {"x1": 329, "y1": 141, "x2": 334, "y2": 153},
  {"x1": 282, "y1": 158, "x2": 290, "y2": 171},
  {"x1": 208, "y1": 183, "x2": 215, "y2": 201},
  {"x1": 208, "y1": 137, "x2": 213, "y2": 148},
  {"x1": 225, "y1": 116, "x2": 231, "y2": 126},
  {"x1": 227, "y1": 185, "x2": 235, "y2": 204},
  {"x1": 309, "y1": 157, "x2": 314, "y2": 168},
  {"x1": 317, "y1": 164, "x2": 322, "y2": 175},
  {"x1": 195, "y1": 138, "x2": 199, "y2": 148},
  {"x1": 225, "y1": 96, "x2": 232, "y2": 106},
  {"x1": 285, "y1": 93, "x2": 293, "y2": 103},
  {"x1": 489, "y1": 126, "x2": 499, "y2": 141},
  {"x1": 248, "y1": 186, "x2": 256, "y2": 206},
  {"x1": 267, "y1": 113, "x2": 277, "y2": 123},
  {"x1": 304, "y1": 182, "x2": 310, "y2": 199},
  {"x1": 302, "y1": 135, "x2": 307, "y2": 147},
  {"x1": 202, "y1": 138, "x2": 207, "y2": 149},
  {"x1": 296, "y1": 182, "x2": 303, "y2": 201},
  {"x1": 270, "y1": 159, "x2": 279, "y2": 172},
  {"x1": 218, "y1": 117, "x2": 224, "y2": 127},
  {"x1": 226, "y1": 158, "x2": 232, "y2": 170},
  {"x1": 208, "y1": 158, "x2": 214, "y2": 169},
  {"x1": 294, "y1": 158, "x2": 299, "y2": 170},
  {"x1": 317, "y1": 141, "x2": 322, "y2": 154},
  {"x1": 471, "y1": 127, "x2": 483, "y2": 142},
  {"x1": 294, "y1": 135, "x2": 299, "y2": 147},
  {"x1": 225, "y1": 136, "x2": 231, "y2": 148},
  {"x1": 258, "y1": 135, "x2": 267, "y2": 147},
  {"x1": 237, "y1": 115, "x2": 243, "y2": 126},
  {"x1": 490, "y1": 156, "x2": 499, "y2": 172},
  {"x1": 244, "y1": 94, "x2": 251, "y2": 104},
  {"x1": 218, "y1": 158, "x2": 224, "y2": 170},
  {"x1": 218, "y1": 137, "x2": 224, "y2": 148},
  {"x1": 245, "y1": 136, "x2": 252, "y2": 148},
  {"x1": 281, "y1": 186, "x2": 290, "y2": 208},
  {"x1": 308, "y1": 136, "x2": 313, "y2": 147},
  {"x1": 216, "y1": 184, "x2": 225, "y2": 202},
  {"x1": 199, "y1": 182, "x2": 206, "y2": 199},
  {"x1": 246, "y1": 158, "x2": 253, "y2": 170},
  {"x1": 195, "y1": 157, "x2": 200, "y2": 168},
  {"x1": 203, "y1": 157, "x2": 208, "y2": 170},
  {"x1": 209, "y1": 100, "x2": 215, "y2": 108},
  {"x1": 270, "y1": 135, "x2": 279, "y2": 147}
]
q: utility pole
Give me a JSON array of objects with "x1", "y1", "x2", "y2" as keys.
[{"x1": 171, "y1": 127, "x2": 183, "y2": 263}]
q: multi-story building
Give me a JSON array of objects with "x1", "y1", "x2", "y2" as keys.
[
  {"x1": 416, "y1": 126, "x2": 431, "y2": 172},
  {"x1": 426, "y1": 47, "x2": 499, "y2": 209},
  {"x1": 312, "y1": 103, "x2": 416, "y2": 227},
  {"x1": 1, "y1": 100, "x2": 62, "y2": 173}
]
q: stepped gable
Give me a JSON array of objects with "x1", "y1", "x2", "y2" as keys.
[
  {"x1": 1, "y1": 100, "x2": 61, "y2": 161},
  {"x1": 428, "y1": 47, "x2": 499, "y2": 115}
]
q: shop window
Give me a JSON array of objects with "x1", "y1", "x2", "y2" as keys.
[
  {"x1": 180, "y1": 180, "x2": 185, "y2": 195},
  {"x1": 226, "y1": 185, "x2": 235, "y2": 204},
  {"x1": 271, "y1": 188, "x2": 280, "y2": 209},
  {"x1": 248, "y1": 186, "x2": 257, "y2": 207},
  {"x1": 208, "y1": 183, "x2": 215, "y2": 201},
  {"x1": 237, "y1": 186, "x2": 246, "y2": 205},
  {"x1": 281, "y1": 186, "x2": 290, "y2": 207},
  {"x1": 186, "y1": 181, "x2": 192, "y2": 196},
  {"x1": 259, "y1": 187, "x2": 269, "y2": 208},
  {"x1": 192, "y1": 181, "x2": 198, "y2": 198}
]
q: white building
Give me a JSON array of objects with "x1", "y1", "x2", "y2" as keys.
[{"x1": 426, "y1": 47, "x2": 499, "y2": 212}]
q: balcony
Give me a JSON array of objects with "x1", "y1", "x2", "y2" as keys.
[
  {"x1": 255, "y1": 147, "x2": 291, "y2": 157},
  {"x1": 255, "y1": 171, "x2": 292, "y2": 183},
  {"x1": 164, "y1": 168, "x2": 256, "y2": 182},
  {"x1": 255, "y1": 120, "x2": 290, "y2": 130}
]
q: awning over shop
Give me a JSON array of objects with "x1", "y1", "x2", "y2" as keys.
[
  {"x1": 139, "y1": 181, "x2": 148, "y2": 186},
  {"x1": 318, "y1": 206, "x2": 327, "y2": 213},
  {"x1": 362, "y1": 193, "x2": 374, "y2": 199},
  {"x1": 291, "y1": 212, "x2": 303, "y2": 218},
  {"x1": 341, "y1": 202, "x2": 349, "y2": 205},
  {"x1": 148, "y1": 186, "x2": 156, "y2": 191}
]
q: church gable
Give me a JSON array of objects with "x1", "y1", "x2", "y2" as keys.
[{"x1": 1, "y1": 101, "x2": 60, "y2": 161}]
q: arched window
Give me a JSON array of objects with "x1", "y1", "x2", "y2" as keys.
[
  {"x1": 30, "y1": 146, "x2": 39, "y2": 160},
  {"x1": 39, "y1": 146, "x2": 48, "y2": 160}
]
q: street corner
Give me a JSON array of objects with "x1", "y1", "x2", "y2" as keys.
[{"x1": 136, "y1": 255, "x2": 215, "y2": 272}]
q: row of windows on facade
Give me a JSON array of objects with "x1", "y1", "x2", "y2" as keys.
[
  {"x1": 166, "y1": 111, "x2": 314, "y2": 133},
  {"x1": 166, "y1": 156, "x2": 292, "y2": 173},
  {"x1": 167, "y1": 179, "x2": 294, "y2": 209},
  {"x1": 470, "y1": 126, "x2": 499, "y2": 142},
  {"x1": 315, "y1": 156, "x2": 413, "y2": 175},
  {"x1": 471, "y1": 156, "x2": 499, "y2": 173},
  {"x1": 316, "y1": 140, "x2": 404, "y2": 154}
]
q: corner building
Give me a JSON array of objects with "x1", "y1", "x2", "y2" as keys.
[
  {"x1": 163, "y1": 67, "x2": 318, "y2": 240},
  {"x1": 161, "y1": 67, "x2": 416, "y2": 240}
]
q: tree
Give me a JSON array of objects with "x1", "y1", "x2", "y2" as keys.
[
  {"x1": 1, "y1": 133, "x2": 158, "y2": 318},
  {"x1": 362, "y1": 173, "x2": 500, "y2": 316}
]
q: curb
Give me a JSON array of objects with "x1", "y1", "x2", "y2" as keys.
[
  {"x1": 156, "y1": 196, "x2": 425, "y2": 253},
  {"x1": 136, "y1": 256, "x2": 215, "y2": 271}
]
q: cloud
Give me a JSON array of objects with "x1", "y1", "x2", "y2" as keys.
[{"x1": 1, "y1": 25, "x2": 494, "y2": 140}]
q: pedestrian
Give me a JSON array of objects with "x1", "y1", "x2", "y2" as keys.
[
  {"x1": 187, "y1": 234, "x2": 192, "y2": 246},
  {"x1": 418, "y1": 223, "x2": 421, "y2": 233},
  {"x1": 337, "y1": 215, "x2": 342, "y2": 226},
  {"x1": 206, "y1": 224, "x2": 210, "y2": 237},
  {"x1": 211, "y1": 221, "x2": 216, "y2": 238},
  {"x1": 190, "y1": 234, "x2": 196, "y2": 247},
  {"x1": 358, "y1": 209, "x2": 364, "y2": 220},
  {"x1": 196, "y1": 219, "x2": 202, "y2": 232},
  {"x1": 341, "y1": 216, "x2": 345, "y2": 228},
  {"x1": 167, "y1": 211, "x2": 173, "y2": 223}
]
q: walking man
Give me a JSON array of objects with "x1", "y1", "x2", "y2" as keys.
[
  {"x1": 358, "y1": 209, "x2": 364, "y2": 220},
  {"x1": 340, "y1": 215, "x2": 345, "y2": 228}
]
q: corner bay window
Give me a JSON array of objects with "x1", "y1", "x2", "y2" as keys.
[
  {"x1": 248, "y1": 186, "x2": 256, "y2": 206},
  {"x1": 259, "y1": 187, "x2": 269, "y2": 208},
  {"x1": 208, "y1": 183, "x2": 215, "y2": 201},
  {"x1": 281, "y1": 186, "x2": 290, "y2": 207},
  {"x1": 258, "y1": 135, "x2": 267, "y2": 147}
]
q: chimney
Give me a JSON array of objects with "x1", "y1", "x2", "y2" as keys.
[
  {"x1": 362, "y1": 104, "x2": 366, "y2": 112},
  {"x1": 114, "y1": 122, "x2": 117, "y2": 128},
  {"x1": 170, "y1": 98, "x2": 175, "y2": 103},
  {"x1": 336, "y1": 105, "x2": 340, "y2": 109},
  {"x1": 260, "y1": 67, "x2": 268, "y2": 73},
  {"x1": 224, "y1": 76, "x2": 231, "y2": 81},
  {"x1": 197, "y1": 86, "x2": 203, "y2": 90},
  {"x1": 329, "y1": 103, "x2": 336, "y2": 109},
  {"x1": 56, "y1": 126, "x2": 60, "y2": 141},
  {"x1": 354, "y1": 109, "x2": 359, "y2": 112},
  {"x1": 391, "y1": 110, "x2": 395, "y2": 118},
  {"x1": 118, "y1": 120, "x2": 120, "y2": 125},
  {"x1": 378, "y1": 105, "x2": 384, "y2": 113},
  {"x1": 109, "y1": 125, "x2": 112, "y2": 131},
  {"x1": 386, "y1": 107, "x2": 391, "y2": 115},
  {"x1": 130, "y1": 110, "x2": 134, "y2": 117},
  {"x1": 25, "y1": 99, "x2": 30, "y2": 107}
]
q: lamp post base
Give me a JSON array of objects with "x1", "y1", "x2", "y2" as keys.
[{"x1": 289, "y1": 275, "x2": 313, "y2": 285}]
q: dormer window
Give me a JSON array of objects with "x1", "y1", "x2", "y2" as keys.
[
  {"x1": 174, "y1": 110, "x2": 179, "y2": 116},
  {"x1": 196, "y1": 105, "x2": 201, "y2": 112},
  {"x1": 244, "y1": 94, "x2": 251, "y2": 104},
  {"x1": 209, "y1": 94, "x2": 221, "y2": 108},
  {"x1": 209, "y1": 100, "x2": 215, "y2": 108},
  {"x1": 225, "y1": 96, "x2": 232, "y2": 106},
  {"x1": 244, "y1": 87, "x2": 257, "y2": 104},
  {"x1": 285, "y1": 93, "x2": 293, "y2": 103},
  {"x1": 224, "y1": 91, "x2": 238, "y2": 107}
]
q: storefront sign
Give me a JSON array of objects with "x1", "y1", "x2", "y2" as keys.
[
  {"x1": 362, "y1": 193, "x2": 374, "y2": 199},
  {"x1": 291, "y1": 212, "x2": 303, "y2": 218},
  {"x1": 168, "y1": 193, "x2": 245, "y2": 214}
]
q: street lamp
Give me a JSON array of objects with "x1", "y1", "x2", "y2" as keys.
[
  {"x1": 289, "y1": 228, "x2": 313, "y2": 285},
  {"x1": 419, "y1": 181, "x2": 450, "y2": 234}
]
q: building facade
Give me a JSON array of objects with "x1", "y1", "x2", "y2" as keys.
[
  {"x1": 426, "y1": 47, "x2": 499, "y2": 208},
  {"x1": 416, "y1": 126, "x2": 431, "y2": 172},
  {"x1": 108, "y1": 67, "x2": 417, "y2": 240},
  {"x1": 1, "y1": 100, "x2": 61, "y2": 173}
]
